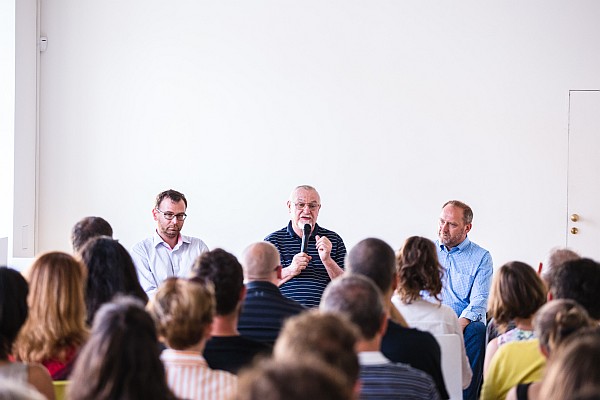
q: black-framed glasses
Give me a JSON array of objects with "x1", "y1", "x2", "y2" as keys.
[
  {"x1": 292, "y1": 202, "x2": 320, "y2": 211},
  {"x1": 156, "y1": 208, "x2": 187, "y2": 221}
]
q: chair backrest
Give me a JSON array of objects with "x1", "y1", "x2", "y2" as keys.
[
  {"x1": 53, "y1": 380, "x2": 69, "y2": 400},
  {"x1": 435, "y1": 334, "x2": 463, "y2": 400}
]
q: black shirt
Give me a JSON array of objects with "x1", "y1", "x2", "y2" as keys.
[{"x1": 381, "y1": 319, "x2": 449, "y2": 399}]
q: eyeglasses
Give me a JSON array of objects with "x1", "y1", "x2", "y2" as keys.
[
  {"x1": 292, "y1": 202, "x2": 320, "y2": 211},
  {"x1": 156, "y1": 208, "x2": 187, "y2": 221}
]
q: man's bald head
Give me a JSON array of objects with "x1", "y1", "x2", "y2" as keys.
[{"x1": 242, "y1": 242, "x2": 281, "y2": 283}]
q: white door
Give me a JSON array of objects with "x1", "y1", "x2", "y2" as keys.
[{"x1": 567, "y1": 90, "x2": 600, "y2": 260}]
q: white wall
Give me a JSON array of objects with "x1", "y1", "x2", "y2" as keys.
[
  {"x1": 0, "y1": 0, "x2": 15, "y2": 256},
  {"x1": 17, "y1": 1, "x2": 600, "y2": 267}
]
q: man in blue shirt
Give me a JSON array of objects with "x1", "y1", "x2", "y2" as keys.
[
  {"x1": 436, "y1": 200, "x2": 493, "y2": 400},
  {"x1": 265, "y1": 185, "x2": 346, "y2": 308}
]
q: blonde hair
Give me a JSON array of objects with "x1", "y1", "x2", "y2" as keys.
[
  {"x1": 539, "y1": 328, "x2": 600, "y2": 400},
  {"x1": 147, "y1": 278, "x2": 215, "y2": 350},
  {"x1": 14, "y1": 252, "x2": 88, "y2": 363}
]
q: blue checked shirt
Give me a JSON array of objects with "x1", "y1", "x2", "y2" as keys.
[{"x1": 435, "y1": 237, "x2": 493, "y2": 323}]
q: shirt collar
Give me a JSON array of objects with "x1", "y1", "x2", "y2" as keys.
[
  {"x1": 245, "y1": 280, "x2": 279, "y2": 291},
  {"x1": 438, "y1": 236, "x2": 471, "y2": 253},
  {"x1": 286, "y1": 221, "x2": 320, "y2": 239},
  {"x1": 358, "y1": 351, "x2": 392, "y2": 365},
  {"x1": 153, "y1": 230, "x2": 186, "y2": 248}
]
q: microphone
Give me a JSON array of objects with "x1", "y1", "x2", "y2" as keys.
[{"x1": 301, "y1": 223, "x2": 311, "y2": 253}]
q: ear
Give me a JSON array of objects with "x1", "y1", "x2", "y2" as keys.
[
  {"x1": 539, "y1": 343, "x2": 550, "y2": 358},
  {"x1": 152, "y1": 208, "x2": 159, "y2": 221},
  {"x1": 286, "y1": 200, "x2": 293, "y2": 213},
  {"x1": 379, "y1": 313, "x2": 389, "y2": 336},
  {"x1": 547, "y1": 291, "x2": 553, "y2": 301},
  {"x1": 464, "y1": 223, "x2": 472, "y2": 234},
  {"x1": 204, "y1": 322, "x2": 213, "y2": 341},
  {"x1": 239, "y1": 285, "x2": 247, "y2": 303},
  {"x1": 275, "y1": 265, "x2": 282, "y2": 280}
]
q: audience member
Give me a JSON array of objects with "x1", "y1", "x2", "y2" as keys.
[
  {"x1": 392, "y1": 235, "x2": 472, "y2": 389},
  {"x1": 0, "y1": 267, "x2": 54, "y2": 400},
  {"x1": 539, "y1": 247, "x2": 580, "y2": 285},
  {"x1": 346, "y1": 237, "x2": 448, "y2": 399},
  {"x1": 504, "y1": 299, "x2": 594, "y2": 400},
  {"x1": 148, "y1": 277, "x2": 237, "y2": 400},
  {"x1": 68, "y1": 296, "x2": 176, "y2": 400},
  {"x1": 238, "y1": 242, "x2": 305, "y2": 345},
  {"x1": 237, "y1": 358, "x2": 353, "y2": 400},
  {"x1": 265, "y1": 185, "x2": 346, "y2": 307},
  {"x1": 80, "y1": 236, "x2": 148, "y2": 325},
  {"x1": 191, "y1": 249, "x2": 271, "y2": 374},
  {"x1": 538, "y1": 328, "x2": 600, "y2": 400},
  {"x1": 487, "y1": 248, "x2": 575, "y2": 343},
  {"x1": 132, "y1": 189, "x2": 209, "y2": 295},
  {"x1": 483, "y1": 261, "x2": 547, "y2": 377},
  {"x1": 435, "y1": 200, "x2": 492, "y2": 400},
  {"x1": 321, "y1": 274, "x2": 441, "y2": 400},
  {"x1": 547, "y1": 257, "x2": 600, "y2": 319},
  {"x1": 273, "y1": 310, "x2": 360, "y2": 394},
  {"x1": 71, "y1": 216, "x2": 113, "y2": 255},
  {"x1": 14, "y1": 252, "x2": 88, "y2": 380}
]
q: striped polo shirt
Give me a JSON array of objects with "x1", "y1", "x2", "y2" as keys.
[
  {"x1": 359, "y1": 351, "x2": 441, "y2": 400},
  {"x1": 264, "y1": 221, "x2": 346, "y2": 308}
]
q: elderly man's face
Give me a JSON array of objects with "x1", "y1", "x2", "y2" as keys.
[{"x1": 288, "y1": 188, "x2": 321, "y2": 232}]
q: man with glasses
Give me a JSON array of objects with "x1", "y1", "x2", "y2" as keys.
[
  {"x1": 131, "y1": 189, "x2": 209, "y2": 296},
  {"x1": 265, "y1": 185, "x2": 346, "y2": 308}
]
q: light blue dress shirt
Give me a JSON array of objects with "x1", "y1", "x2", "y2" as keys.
[
  {"x1": 435, "y1": 237, "x2": 493, "y2": 323},
  {"x1": 131, "y1": 231, "x2": 209, "y2": 296}
]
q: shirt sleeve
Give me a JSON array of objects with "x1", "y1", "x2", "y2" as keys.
[
  {"x1": 130, "y1": 243, "x2": 158, "y2": 296},
  {"x1": 333, "y1": 234, "x2": 347, "y2": 269},
  {"x1": 460, "y1": 251, "x2": 493, "y2": 322}
]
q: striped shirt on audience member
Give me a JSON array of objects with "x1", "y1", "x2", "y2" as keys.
[{"x1": 161, "y1": 349, "x2": 237, "y2": 400}]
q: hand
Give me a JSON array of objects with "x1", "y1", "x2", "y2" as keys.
[
  {"x1": 289, "y1": 252, "x2": 311, "y2": 277},
  {"x1": 315, "y1": 235, "x2": 332, "y2": 262},
  {"x1": 458, "y1": 317, "x2": 471, "y2": 332}
]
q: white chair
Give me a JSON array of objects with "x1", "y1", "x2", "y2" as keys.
[{"x1": 435, "y1": 334, "x2": 463, "y2": 400}]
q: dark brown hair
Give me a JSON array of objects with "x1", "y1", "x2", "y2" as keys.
[
  {"x1": 68, "y1": 297, "x2": 176, "y2": 400},
  {"x1": 155, "y1": 189, "x2": 187, "y2": 208},
  {"x1": 396, "y1": 236, "x2": 444, "y2": 303}
]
